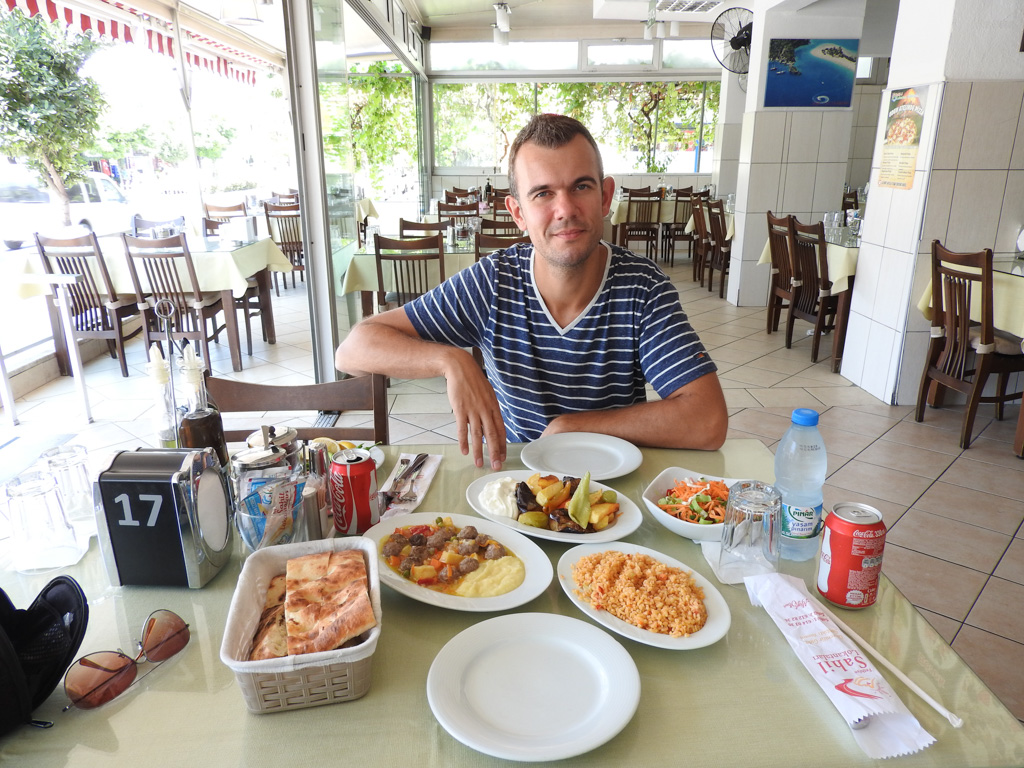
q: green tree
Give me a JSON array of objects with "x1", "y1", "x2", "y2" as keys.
[
  {"x1": 346, "y1": 62, "x2": 416, "y2": 188},
  {"x1": 0, "y1": 10, "x2": 105, "y2": 224}
]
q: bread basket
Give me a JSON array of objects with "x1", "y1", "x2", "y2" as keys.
[{"x1": 219, "y1": 537, "x2": 382, "y2": 714}]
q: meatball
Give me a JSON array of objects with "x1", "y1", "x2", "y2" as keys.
[
  {"x1": 382, "y1": 540, "x2": 404, "y2": 558},
  {"x1": 438, "y1": 565, "x2": 459, "y2": 583},
  {"x1": 457, "y1": 539, "x2": 479, "y2": 556},
  {"x1": 484, "y1": 543, "x2": 507, "y2": 560},
  {"x1": 408, "y1": 532, "x2": 427, "y2": 546},
  {"x1": 457, "y1": 525, "x2": 478, "y2": 540},
  {"x1": 437, "y1": 525, "x2": 459, "y2": 540},
  {"x1": 399, "y1": 556, "x2": 417, "y2": 572},
  {"x1": 409, "y1": 545, "x2": 428, "y2": 562},
  {"x1": 426, "y1": 532, "x2": 449, "y2": 550},
  {"x1": 475, "y1": 533, "x2": 490, "y2": 547},
  {"x1": 458, "y1": 557, "x2": 479, "y2": 574},
  {"x1": 387, "y1": 533, "x2": 409, "y2": 549}
]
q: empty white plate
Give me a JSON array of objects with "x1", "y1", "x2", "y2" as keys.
[{"x1": 520, "y1": 432, "x2": 643, "y2": 480}]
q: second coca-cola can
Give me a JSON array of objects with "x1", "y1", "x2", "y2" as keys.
[
  {"x1": 330, "y1": 449, "x2": 381, "y2": 535},
  {"x1": 816, "y1": 502, "x2": 886, "y2": 609}
]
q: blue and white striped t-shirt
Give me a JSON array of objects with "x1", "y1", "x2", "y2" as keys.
[{"x1": 404, "y1": 241, "x2": 716, "y2": 443}]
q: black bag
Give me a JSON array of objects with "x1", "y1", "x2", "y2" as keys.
[{"x1": 0, "y1": 576, "x2": 88, "y2": 735}]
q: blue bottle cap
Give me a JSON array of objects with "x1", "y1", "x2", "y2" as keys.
[{"x1": 791, "y1": 408, "x2": 819, "y2": 426}]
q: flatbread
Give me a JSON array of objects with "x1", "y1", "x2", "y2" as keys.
[
  {"x1": 248, "y1": 575, "x2": 288, "y2": 660},
  {"x1": 284, "y1": 550, "x2": 376, "y2": 656}
]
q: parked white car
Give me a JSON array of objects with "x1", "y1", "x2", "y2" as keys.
[{"x1": 0, "y1": 164, "x2": 135, "y2": 248}]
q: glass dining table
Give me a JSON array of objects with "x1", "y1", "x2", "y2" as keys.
[{"x1": 1, "y1": 439, "x2": 1021, "y2": 767}]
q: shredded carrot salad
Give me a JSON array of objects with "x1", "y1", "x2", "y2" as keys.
[{"x1": 656, "y1": 478, "x2": 729, "y2": 525}]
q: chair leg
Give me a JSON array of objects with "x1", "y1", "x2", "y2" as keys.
[
  {"x1": 961, "y1": 356, "x2": 993, "y2": 448},
  {"x1": 242, "y1": 305, "x2": 253, "y2": 357},
  {"x1": 114, "y1": 329, "x2": 129, "y2": 378},
  {"x1": 784, "y1": 305, "x2": 797, "y2": 350},
  {"x1": 995, "y1": 371, "x2": 1009, "y2": 421},
  {"x1": 718, "y1": 263, "x2": 728, "y2": 299},
  {"x1": 810, "y1": 312, "x2": 826, "y2": 363}
]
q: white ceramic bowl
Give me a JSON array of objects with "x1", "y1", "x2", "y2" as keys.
[{"x1": 641, "y1": 467, "x2": 745, "y2": 542}]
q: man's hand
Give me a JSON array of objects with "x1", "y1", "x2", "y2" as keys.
[{"x1": 442, "y1": 354, "x2": 507, "y2": 470}]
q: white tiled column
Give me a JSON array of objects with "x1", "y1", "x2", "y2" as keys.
[{"x1": 712, "y1": 71, "x2": 744, "y2": 197}]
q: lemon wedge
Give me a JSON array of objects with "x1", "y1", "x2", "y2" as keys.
[
  {"x1": 310, "y1": 437, "x2": 340, "y2": 456},
  {"x1": 337, "y1": 440, "x2": 357, "y2": 450}
]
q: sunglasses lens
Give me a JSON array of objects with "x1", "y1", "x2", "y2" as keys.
[
  {"x1": 64, "y1": 652, "x2": 137, "y2": 710},
  {"x1": 141, "y1": 609, "x2": 190, "y2": 663}
]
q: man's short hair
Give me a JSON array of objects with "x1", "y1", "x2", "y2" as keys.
[{"x1": 507, "y1": 114, "x2": 604, "y2": 199}]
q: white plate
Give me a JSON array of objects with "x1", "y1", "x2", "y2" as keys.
[
  {"x1": 520, "y1": 432, "x2": 642, "y2": 481},
  {"x1": 558, "y1": 542, "x2": 731, "y2": 650},
  {"x1": 362, "y1": 512, "x2": 552, "y2": 612},
  {"x1": 465, "y1": 470, "x2": 642, "y2": 544},
  {"x1": 641, "y1": 467, "x2": 746, "y2": 542},
  {"x1": 427, "y1": 613, "x2": 639, "y2": 761}
]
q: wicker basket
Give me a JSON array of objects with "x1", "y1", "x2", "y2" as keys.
[{"x1": 219, "y1": 537, "x2": 381, "y2": 714}]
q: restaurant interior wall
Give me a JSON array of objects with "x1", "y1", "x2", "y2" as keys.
[
  {"x1": 839, "y1": 0, "x2": 1024, "y2": 406},
  {"x1": 726, "y1": 0, "x2": 864, "y2": 307}
]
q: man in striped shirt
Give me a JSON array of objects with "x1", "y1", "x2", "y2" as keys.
[{"x1": 336, "y1": 114, "x2": 727, "y2": 470}]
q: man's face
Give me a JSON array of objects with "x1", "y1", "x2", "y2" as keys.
[{"x1": 506, "y1": 135, "x2": 615, "y2": 271}]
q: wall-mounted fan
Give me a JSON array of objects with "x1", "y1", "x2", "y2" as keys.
[{"x1": 711, "y1": 6, "x2": 753, "y2": 75}]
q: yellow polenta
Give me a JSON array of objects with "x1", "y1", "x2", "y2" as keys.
[{"x1": 455, "y1": 556, "x2": 525, "y2": 597}]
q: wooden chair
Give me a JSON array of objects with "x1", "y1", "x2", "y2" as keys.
[
  {"x1": 399, "y1": 218, "x2": 450, "y2": 237},
  {"x1": 765, "y1": 211, "x2": 795, "y2": 335},
  {"x1": 690, "y1": 195, "x2": 712, "y2": 286},
  {"x1": 204, "y1": 202, "x2": 247, "y2": 222},
  {"x1": 35, "y1": 232, "x2": 142, "y2": 378},
  {"x1": 479, "y1": 216, "x2": 522, "y2": 236},
  {"x1": 706, "y1": 198, "x2": 732, "y2": 298},
  {"x1": 374, "y1": 233, "x2": 445, "y2": 309},
  {"x1": 660, "y1": 187, "x2": 694, "y2": 268},
  {"x1": 272, "y1": 189, "x2": 299, "y2": 205},
  {"x1": 915, "y1": 240, "x2": 1024, "y2": 449},
  {"x1": 619, "y1": 190, "x2": 661, "y2": 259},
  {"x1": 121, "y1": 233, "x2": 228, "y2": 373},
  {"x1": 202, "y1": 217, "x2": 223, "y2": 236},
  {"x1": 620, "y1": 185, "x2": 651, "y2": 196},
  {"x1": 437, "y1": 201, "x2": 479, "y2": 227},
  {"x1": 488, "y1": 191, "x2": 510, "y2": 213},
  {"x1": 131, "y1": 215, "x2": 185, "y2": 237},
  {"x1": 265, "y1": 202, "x2": 303, "y2": 293},
  {"x1": 475, "y1": 232, "x2": 530, "y2": 263},
  {"x1": 841, "y1": 191, "x2": 859, "y2": 212},
  {"x1": 786, "y1": 217, "x2": 838, "y2": 362},
  {"x1": 205, "y1": 372, "x2": 389, "y2": 445}
]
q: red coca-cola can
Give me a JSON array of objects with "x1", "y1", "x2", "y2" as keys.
[
  {"x1": 330, "y1": 449, "x2": 381, "y2": 535},
  {"x1": 816, "y1": 502, "x2": 886, "y2": 609}
]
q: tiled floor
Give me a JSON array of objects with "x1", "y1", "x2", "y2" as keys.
[{"x1": 4, "y1": 257, "x2": 1023, "y2": 723}]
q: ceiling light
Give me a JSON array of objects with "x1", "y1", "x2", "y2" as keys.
[
  {"x1": 643, "y1": 23, "x2": 653, "y2": 40},
  {"x1": 656, "y1": 22, "x2": 666, "y2": 39},
  {"x1": 669, "y1": 21, "x2": 680, "y2": 37},
  {"x1": 492, "y1": 23, "x2": 508, "y2": 46},
  {"x1": 220, "y1": 0, "x2": 262, "y2": 25},
  {"x1": 494, "y1": 3, "x2": 510, "y2": 33}
]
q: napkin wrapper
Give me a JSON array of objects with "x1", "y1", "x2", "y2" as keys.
[
  {"x1": 379, "y1": 453, "x2": 442, "y2": 519},
  {"x1": 746, "y1": 573, "x2": 935, "y2": 759}
]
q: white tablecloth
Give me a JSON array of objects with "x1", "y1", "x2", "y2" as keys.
[{"x1": 758, "y1": 236, "x2": 859, "y2": 295}]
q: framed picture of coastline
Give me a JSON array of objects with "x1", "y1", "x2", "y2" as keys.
[{"x1": 764, "y1": 39, "x2": 859, "y2": 108}]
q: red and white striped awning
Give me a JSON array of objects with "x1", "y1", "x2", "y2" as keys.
[{"x1": 3, "y1": 0, "x2": 270, "y2": 85}]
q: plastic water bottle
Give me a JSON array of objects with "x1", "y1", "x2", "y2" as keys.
[{"x1": 775, "y1": 408, "x2": 827, "y2": 561}]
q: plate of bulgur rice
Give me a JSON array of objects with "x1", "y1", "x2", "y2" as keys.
[{"x1": 557, "y1": 542, "x2": 731, "y2": 650}]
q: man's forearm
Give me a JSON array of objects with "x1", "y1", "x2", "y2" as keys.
[
  {"x1": 544, "y1": 373, "x2": 728, "y2": 450},
  {"x1": 335, "y1": 319, "x2": 463, "y2": 379}
]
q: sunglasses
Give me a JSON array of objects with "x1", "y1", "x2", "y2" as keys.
[{"x1": 63, "y1": 609, "x2": 190, "y2": 711}]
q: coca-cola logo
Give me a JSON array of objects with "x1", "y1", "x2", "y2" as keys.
[{"x1": 331, "y1": 474, "x2": 351, "y2": 532}]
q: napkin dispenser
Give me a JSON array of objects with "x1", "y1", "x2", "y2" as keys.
[{"x1": 96, "y1": 448, "x2": 232, "y2": 588}]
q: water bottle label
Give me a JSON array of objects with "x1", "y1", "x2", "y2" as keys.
[{"x1": 781, "y1": 502, "x2": 822, "y2": 538}]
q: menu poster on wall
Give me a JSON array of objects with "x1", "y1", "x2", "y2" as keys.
[{"x1": 878, "y1": 87, "x2": 928, "y2": 190}]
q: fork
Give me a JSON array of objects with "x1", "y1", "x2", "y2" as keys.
[{"x1": 380, "y1": 458, "x2": 409, "y2": 508}]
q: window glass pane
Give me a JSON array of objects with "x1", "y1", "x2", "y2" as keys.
[
  {"x1": 434, "y1": 80, "x2": 720, "y2": 175},
  {"x1": 661, "y1": 39, "x2": 721, "y2": 69},
  {"x1": 433, "y1": 82, "x2": 536, "y2": 167},
  {"x1": 586, "y1": 44, "x2": 653, "y2": 67},
  {"x1": 430, "y1": 41, "x2": 578, "y2": 71}
]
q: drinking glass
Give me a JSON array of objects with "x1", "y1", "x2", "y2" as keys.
[
  {"x1": 42, "y1": 444, "x2": 97, "y2": 538},
  {"x1": 725, "y1": 193, "x2": 736, "y2": 213},
  {"x1": 6, "y1": 470, "x2": 86, "y2": 574},
  {"x1": 717, "y1": 480, "x2": 781, "y2": 584}
]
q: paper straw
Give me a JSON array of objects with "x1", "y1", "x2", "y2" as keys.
[{"x1": 818, "y1": 600, "x2": 964, "y2": 729}]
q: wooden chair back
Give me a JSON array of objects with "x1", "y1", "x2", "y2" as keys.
[
  {"x1": 669, "y1": 187, "x2": 694, "y2": 224},
  {"x1": 374, "y1": 233, "x2": 445, "y2": 306},
  {"x1": 437, "y1": 201, "x2": 478, "y2": 225},
  {"x1": 265, "y1": 203, "x2": 303, "y2": 282},
  {"x1": 479, "y1": 216, "x2": 522, "y2": 236},
  {"x1": 205, "y1": 372, "x2": 389, "y2": 445},
  {"x1": 132, "y1": 215, "x2": 185, "y2": 237},
  {"x1": 766, "y1": 211, "x2": 794, "y2": 289},
  {"x1": 620, "y1": 185, "x2": 651, "y2": 195},
  {"x1": 121, "y1": 233, "x2": 206, "y2": 325},
  {"x1": 272, "y1": 189, "x2": 299, "y2": 205},
  {"x1": 399, "y1": 218, "x2": 450, "y2": 237},
  {"x1": 928, "y1": 241, "x2": 992, "y2": 376},
  {"x1": 202, "y1": 218, "x2": 222, "y2": 236},
  {"x1": 691, "y1": 195, "x2": 711, "y2": 245},
  {"x1": 488, "y1": 191, "x2": 510, "y2": 212},
  {"x1": 788, "y1": 217, "x2": 832, "y2": 302},
  {"x1": 475, "y1": 233, "x2": 530, "y2": 262},
  {"x1": 204, "y1": 202, "x2": 247, "y2": 221},
  {"x1": 841, "y1": 191, "x2": 859, "y2": 211},
  {"x1": 707, "y1": 199, "x2": 730, "y2": 248}
]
